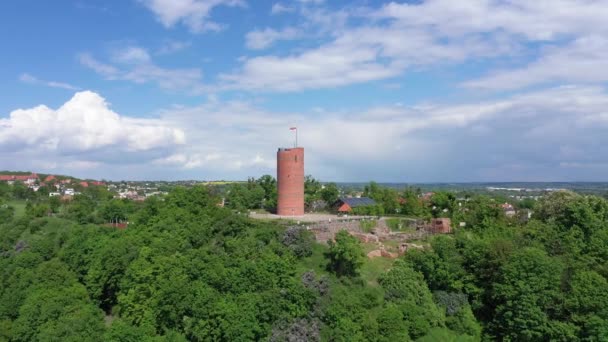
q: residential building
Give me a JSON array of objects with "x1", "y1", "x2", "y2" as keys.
[{"x1": 335, "y1": 197, "x2": 377, "y2": 213}]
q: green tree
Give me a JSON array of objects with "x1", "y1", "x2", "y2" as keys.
[
  {"x1": 48, "y1": 196, "x2": 61, "y2": 214},
  {"x1": 364, "y1": 182, "x2": 400, "y2": 214},
  {"x1": 11, "y1": 182, "x2": 34, "y2": 200},
  {"x1": 64, "y1": 194, "x2": 97, "y2": 224},
  {"x1": 377, "y1": 303, "x2": 411, "y2": 341},
  {"x1": 100, "y1": 199, "x2": 130, "y2": 223},
  {"x1": 379, "y1": 260, "x2": 445, "y2": 339},
  {"x1": 225, "y1": 183, "x2": 265, "y2": 210},
  {"x1": 282, "y1": 227, "x2": 314, "y2": 258},
  {"x1": 434, "y1": 292, "x2": 481, "y2": 339},
  {"x1": 0, "y1": 182, "x2": 10, "y2": 199},
  {"x1": 104, "y1": 319, "x2": 155, "y2": 342},
  {"x1": 321, "y1": 285, "x2": 380, "y2": 342},
  {"x1": 225, "y1": 183, "x2": 249, "y2": 211},
  {"x1": 453, "y1": 195, "x2": 504, "y2": 232},
  {"x1": 257, "y1": 175, "x2": 278, "y2": 211},
  {"x1": 0, "y1": 203, "x2": 14, "y2": 222},
  {"x1": 26, "y1": 203, "x2": 50, "y2": 218},
  {"x1": 416, "y1": 328, "x2": 476, "y2": 342},
  {"x1": 533, "y1": 190, "x2": 580, "y2": 224},
  {"x1": 305, "y1": 175, "x2": 322, "y2": 208},
  {"x1": 11, "y1": 259, "x2": 105, "y2": 342},
  {"x1": 405, "y1": 236, "x2": 476, "y2": 294},
  {"x1": 12, "y1": 285, "x2": 105, "y2": 342},
  {"x1": 85, "y1": 236, "x2": 139, "y2": 312},
  {"x1": 430, "y1": 192, "x2": 456, "y2": 217},
  {"x1": 320, "y1": 183, "x2": 339, "y2": 206},
  {"x1": 491, "y1": 247, "x2": 575, "y2": 340},
  {"x1": 518, "y1": 197, "x2": 536, "y2": 210},
  {"x1": 565, "y1": 270, "x2": 608, "y2": 340},
  {"x1": 401, "y1": 188, "x2": 430, "y2": 217},
  {"x1": 326, "y1": 231, "x2": 364, "y2": 277}
]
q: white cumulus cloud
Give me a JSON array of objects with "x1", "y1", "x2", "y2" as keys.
[
  {"x1": 0, "y1": 91, "x2": 185, "y2": 155},
  {"x1": 153, "y1": 85, "x2": 608, "y2": 181},
  {"x1": 5, "y1": 86, "x2": 608, "y2": 181}
]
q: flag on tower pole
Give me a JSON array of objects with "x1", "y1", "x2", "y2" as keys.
[{"x1": 290, "y1": 127, "x2": 297, "y2": 147}]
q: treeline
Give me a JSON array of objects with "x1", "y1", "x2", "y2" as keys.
[
  {"x1": 1, "y1": 181, "x2": 608, "y2": 340},
  {"x1": 222, "y1": 175, "x2": 516, "y2": 218},
  {"x1": 1, "y1": 185, "x2": 478, "y2": 341},
  {"x1": 404, "y1": 191, "x2": 608, "y2": 340},
  {"x1": 0, "y1": 181, "x2": 139, "y2": 225},
  {"x1": 224, "y1": 175, "x2": 339, "y2": 213},
  {"x1": 359, "y1": 182, "x2": 536, "y2": 219}
]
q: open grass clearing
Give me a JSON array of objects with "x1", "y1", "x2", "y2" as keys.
[{"x1": 7, "y1": 200, "x2": 26, "y2": 217}]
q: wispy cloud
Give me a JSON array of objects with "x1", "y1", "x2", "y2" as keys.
[
  {"x1": 79, "y1": 53, "x2": 120, "y2": 76},
  {"x1": 138, "y1": 0, "x2": 246, "y2": 33},
  {"x1": 221, "y1": 24, "x2": 501, "y2": 92},
  {"x1": 79, "y1": 47, "x2": 205, "y2": 92},
  {"x1": 463, "y1": 36, "x2": 608, "y2": 90},
  {"x1": 222, "y1": 0, "x2": 608, "y2": 92},
  {"x1": 270, "y1": 2, "x2": 294, "y2": 15},
  {"x1": 245, "y1": 27, "x2": 301, "y2": 50},
  {"x1": 19, "y1": 73, "x2": 80, "y2": 91},
  {"x1": 157, "y1": 40, "x2": 192, "y2": 55},
  {"x1": 112, "y1": 46, "x2": 151, "y2": 64}
]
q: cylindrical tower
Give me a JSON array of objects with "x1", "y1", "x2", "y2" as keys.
[{"x1": 277, "y1": 147, "x2": 304, "y2": 216}]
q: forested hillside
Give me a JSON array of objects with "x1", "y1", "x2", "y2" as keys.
[{"x1": 1, "y1": 185, "x2": 608, "y2": 341}]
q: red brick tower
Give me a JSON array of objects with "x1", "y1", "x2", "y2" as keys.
[{"x1": 277, "y1": 147, "x2": 304, "y2": 216}]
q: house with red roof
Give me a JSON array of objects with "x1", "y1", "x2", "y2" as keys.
[
  {"x1": 501, "y1": 203, "x2": 516, "y2": 217},
  {"x1": 0, "y1": 173, "x2": 38, "y2": 185},
  {"x1": 420, "y1": 192, "x2": 435, "y2": 201}
]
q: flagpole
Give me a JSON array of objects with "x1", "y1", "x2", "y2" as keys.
[{"x1": 290, "y1": 127, "x2": 298, "y2": 147}]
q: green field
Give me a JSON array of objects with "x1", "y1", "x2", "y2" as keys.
[{"x1": 7, "y1": 200, "x2": 26, "y2": 217}]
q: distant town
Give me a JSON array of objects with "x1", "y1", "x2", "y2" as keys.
[{"x1": 2, "y1": 171, "x2": 606, "y2": 203}]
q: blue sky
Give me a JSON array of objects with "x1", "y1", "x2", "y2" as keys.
[{"x1": 1, "y1": 0, "x2": 608, "y2": 182}]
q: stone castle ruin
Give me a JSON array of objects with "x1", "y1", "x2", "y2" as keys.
[{"x1": 297, "y1": 217, "x2": 451, "y2": 259}]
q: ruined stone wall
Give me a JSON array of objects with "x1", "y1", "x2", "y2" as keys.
[
  {"x1": 304, "y1": 217, "x2": 434, "y2": 244},
  {"x1": 382, "y1": 230, "x2": 430, "y2": 242},
  {"x1": 305, "y1": 219, "x2": 373, "y2": 243}
]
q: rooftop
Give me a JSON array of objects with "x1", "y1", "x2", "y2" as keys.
[{"x1": 339, "y1": 197, "x2": 377, "y2": 207}]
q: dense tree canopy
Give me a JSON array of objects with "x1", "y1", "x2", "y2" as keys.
[{"x1": 1, "y1": 181, "x2": 607, "y2": 341}]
